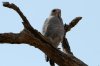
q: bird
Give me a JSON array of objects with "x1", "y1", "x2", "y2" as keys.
[{"x1": 42, "y1": 9, "x2": 64, "y2": 66}]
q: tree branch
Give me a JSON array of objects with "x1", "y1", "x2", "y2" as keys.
[
  {"x1": 3, "y1": 2, "x2": 49, "y2": 44},
  {"x1": 64, "y1": 17, "x2": 82, "y2": 33},
  {"x1": 0, "y1": 2, "x2": 88, "y2": 66},
  {"x1": 62, "y1": 17, "x2": 82, "y2": 54}
]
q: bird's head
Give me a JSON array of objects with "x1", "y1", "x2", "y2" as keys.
[{"x1": 51, "y1": 8, "x2": 61, "y2": 17}]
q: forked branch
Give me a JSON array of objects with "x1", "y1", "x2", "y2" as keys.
[{"x1": 0, "y1": 2, "x2": 88, "y2": 66}]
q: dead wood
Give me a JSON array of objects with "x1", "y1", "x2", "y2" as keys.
[{"x1": 0, "y1": 2, "x2": 88, "y2": 66}]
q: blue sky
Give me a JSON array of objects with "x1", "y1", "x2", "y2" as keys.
[{"x1": 0, "y1": 0, "x2": 100, "y2": 66}]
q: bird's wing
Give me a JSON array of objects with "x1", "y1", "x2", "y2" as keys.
[{"x1": 42, "y1": 16, "x2": 60, "y2": 37}]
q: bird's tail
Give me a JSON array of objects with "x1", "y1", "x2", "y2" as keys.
[{"x1": 45, "y1": 55, "x2": 55, "y2": 66}]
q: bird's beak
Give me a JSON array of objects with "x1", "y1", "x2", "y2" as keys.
[{"x1": 57, "y1": 10, "x2": 61, "y2": 17}]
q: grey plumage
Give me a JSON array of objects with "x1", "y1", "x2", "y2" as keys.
[{"x1": 42, "y1": 9, "x2": 64, "y2": 66}]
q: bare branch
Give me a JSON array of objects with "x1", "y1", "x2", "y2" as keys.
[
  {"x1": 3, "y1": 2, "x2": 49, "y2": 44},
  {"x1": 0, "y1": 2, "x2": 88, "y2": 66},
  {"x1": 0, "y1": 29, "x2": 88, "y2": 66},
  {"x1": 3, "y1": 2, "x2": 29, "y2": 23},
  {"x1": 0, "y1": 33, "x2": 20, "y2": 44},
  {"x1": 0, "y1": 29, "x2": 35, "y2": 44},
  {"x1": 64, "y1": 17, "x2": 82, "y2": 33},
  {"x1": 62, "y1": 17, "x2": 82, "y2": 55}
]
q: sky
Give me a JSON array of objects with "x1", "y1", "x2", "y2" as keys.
[{"x1": 0, "y1": 0, "x2": 100, "y2": 66}]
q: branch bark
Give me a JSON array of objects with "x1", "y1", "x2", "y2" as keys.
[{"x1": 0, "y1": 2, "x2": 88, "y2": 66}]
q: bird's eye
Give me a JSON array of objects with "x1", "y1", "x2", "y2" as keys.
[{"x1": 52, "y1": 9, "x2": 56, "y2": 12}]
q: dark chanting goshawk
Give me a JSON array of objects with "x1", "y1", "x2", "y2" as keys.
[{"x1": 42, "y1": 9, "x2": 64, "y2": 66}]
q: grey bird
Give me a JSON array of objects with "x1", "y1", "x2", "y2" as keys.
[{"x1": 42, "y1": 9, "x2": 64, "y2": 66}]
